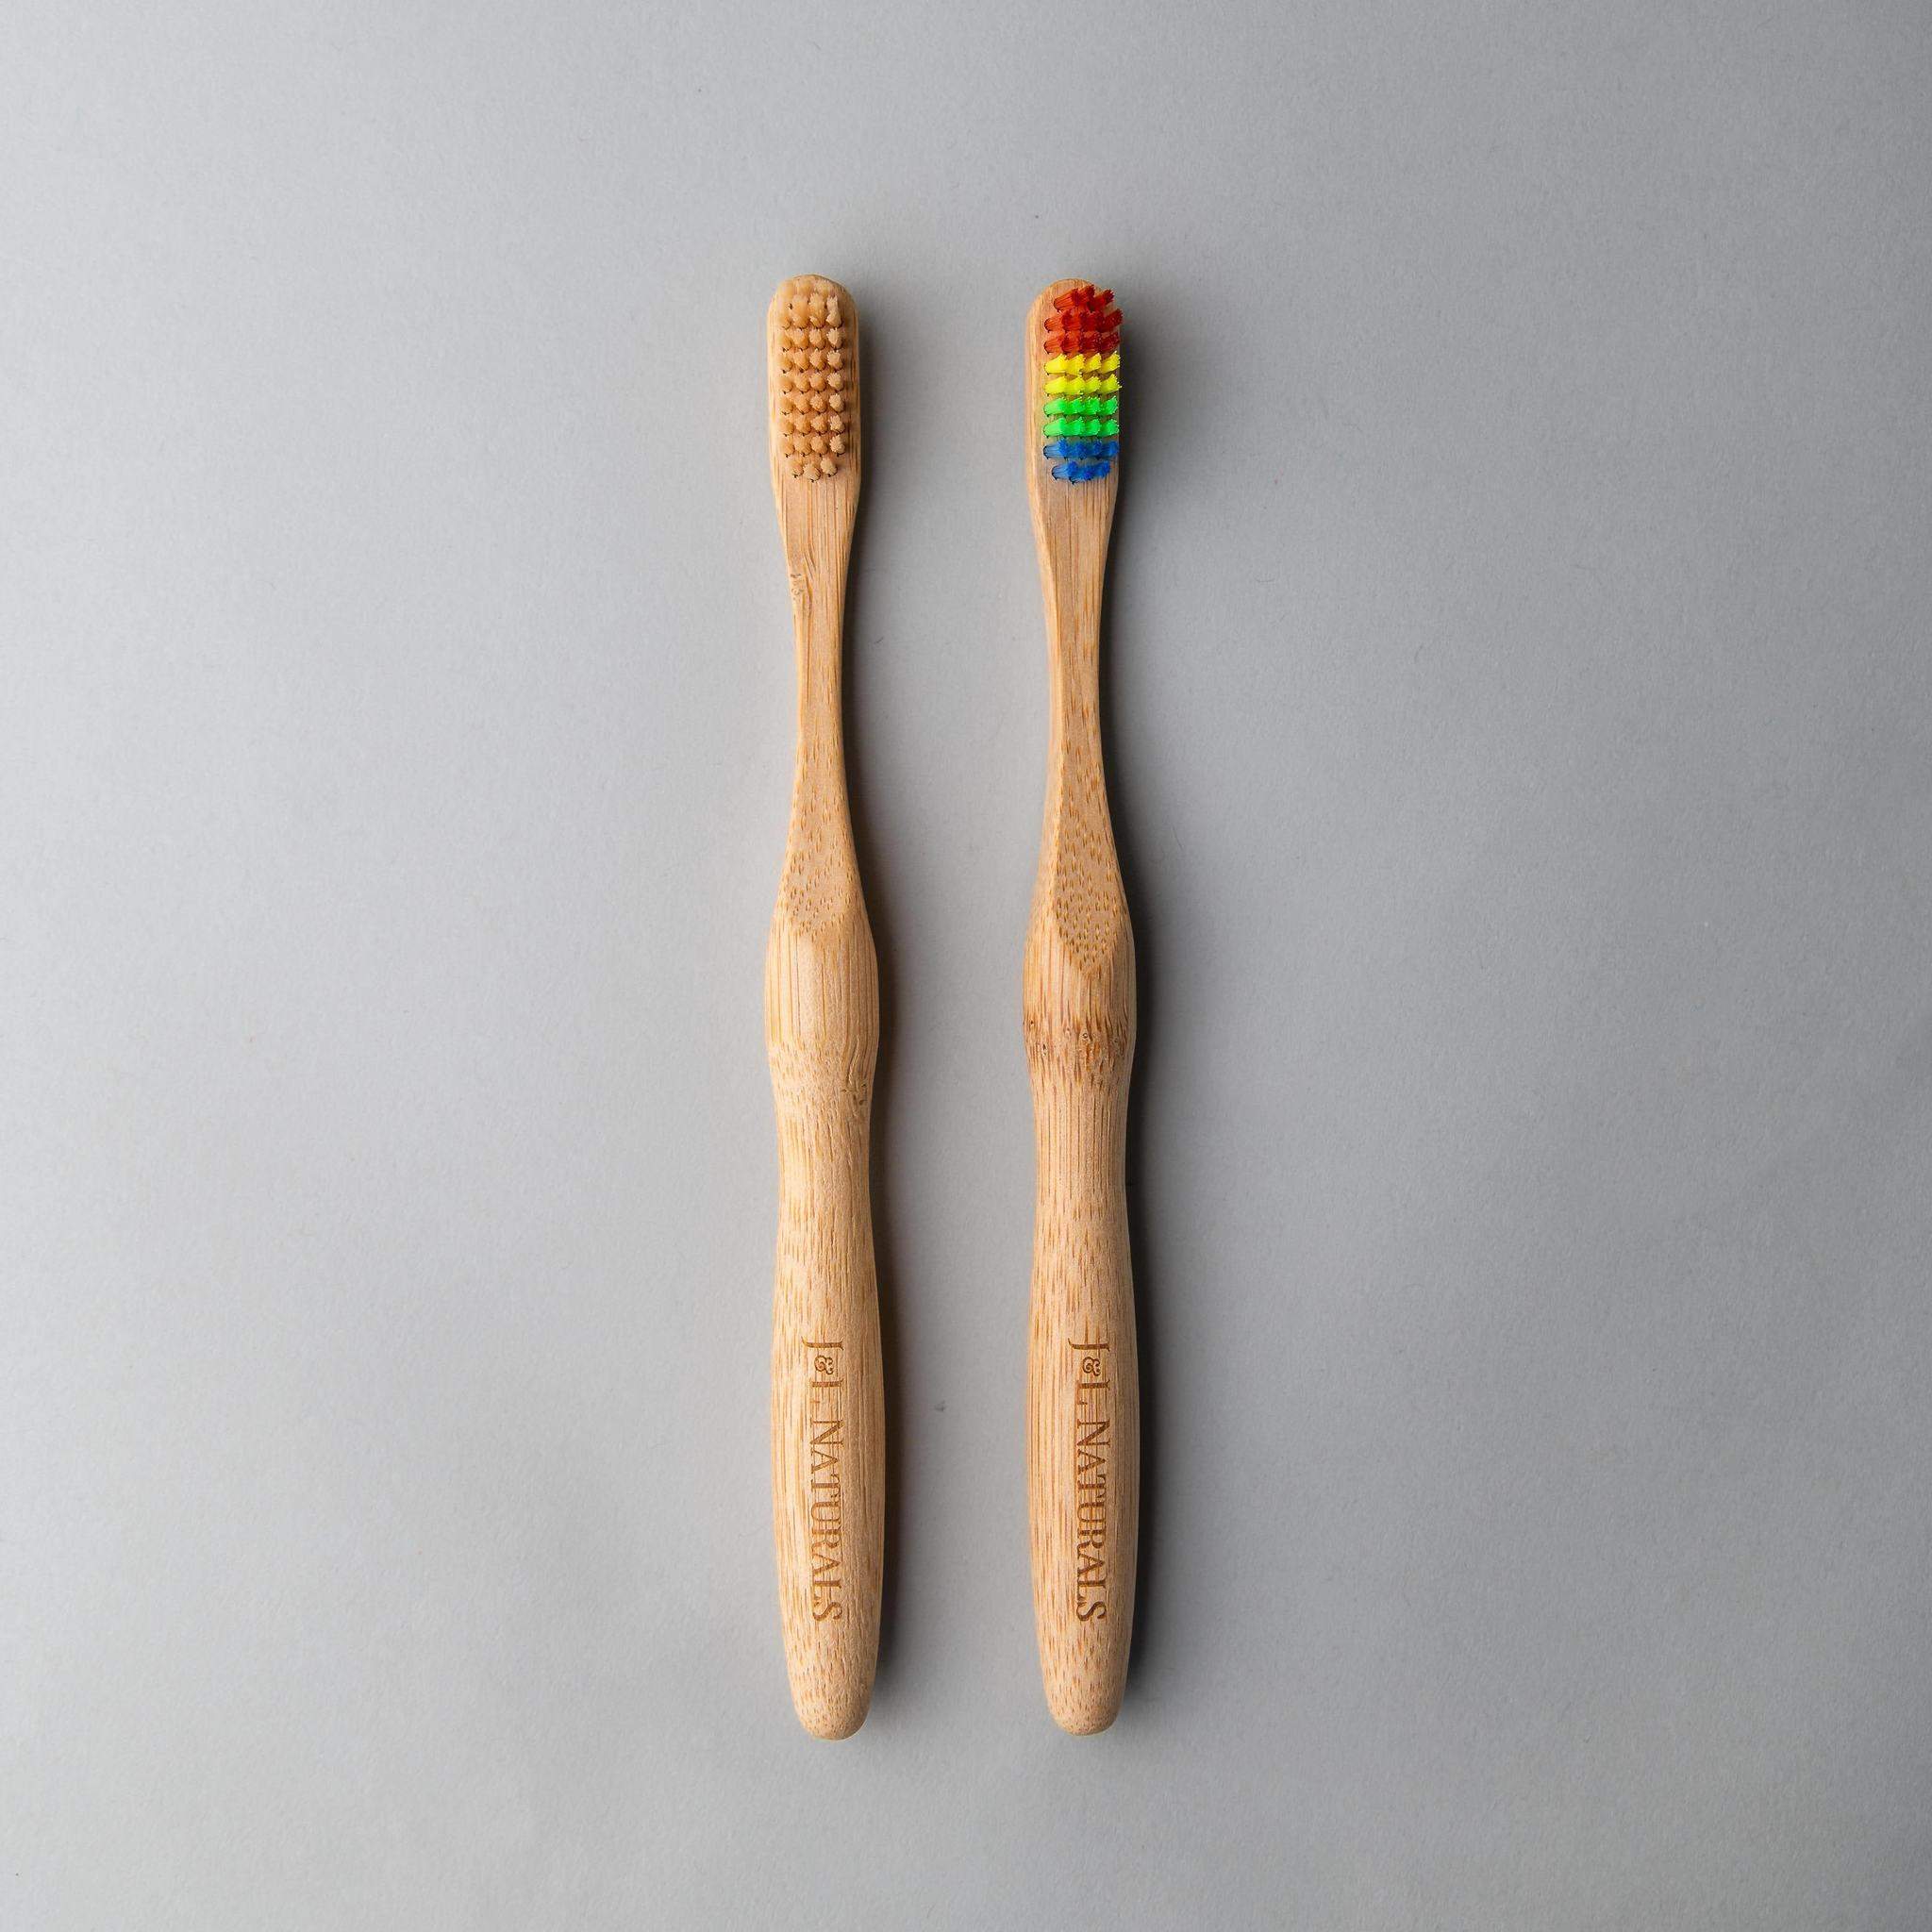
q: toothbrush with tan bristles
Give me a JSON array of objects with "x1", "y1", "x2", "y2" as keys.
[
  {"x1": 1023, "y1": 277, "x2": 1138, "y2": 1734},
  {"x1": 764, "y1": 275, "x2": 882, "y2": 1739}
]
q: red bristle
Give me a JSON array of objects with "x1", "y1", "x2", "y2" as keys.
[{"x1": 1042, "y1": 283, "x2": 1121, "y2": 357}]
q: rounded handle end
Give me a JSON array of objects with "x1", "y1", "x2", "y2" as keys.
[{"x1": 791, "y1": 1675, "x2": 873, "y2": 1740}]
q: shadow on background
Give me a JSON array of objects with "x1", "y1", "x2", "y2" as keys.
[
  {"x1": 840, "y1": 291, "x2": 908, "y2": 1705},
  {"x1": 1102, "y1": 277, "x2": 1193, "y2": 1704}
]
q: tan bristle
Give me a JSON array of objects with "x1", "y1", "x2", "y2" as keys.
[{"x1": 772, "y1": 277, "x2": 853, "y2": 480}]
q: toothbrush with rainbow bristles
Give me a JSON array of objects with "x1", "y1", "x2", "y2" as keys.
[
  {"x1": 1022, "y1": 278, "x2": 1138, "y2": 1733},
  {"x1": 764, "y1": 275, "x2": 882, "y2": 1739}
]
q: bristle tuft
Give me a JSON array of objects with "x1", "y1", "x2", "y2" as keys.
[
  {"x1": 775, "y1": 278, "x2": 852, "y2": 479},
  {"x1": 1039, "y1": 280, "x2": 1121, "y2": 480}
]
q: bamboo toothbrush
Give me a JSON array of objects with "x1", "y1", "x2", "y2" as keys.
[
  {"x1": 1023, "y1": 278, "x2": 1138, "y2": 1733},
  {"x1": 764, "y1": 275, "x2": 882, "y2": 1739}
]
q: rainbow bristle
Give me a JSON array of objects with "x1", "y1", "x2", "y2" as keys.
[{"x1": 1040, "y1": 282, "x2": 1120, "y2": 482}]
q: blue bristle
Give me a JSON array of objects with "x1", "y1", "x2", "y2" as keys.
[{"x1": 1045, "y1": 447, "x2": 1120, "y2": 481}]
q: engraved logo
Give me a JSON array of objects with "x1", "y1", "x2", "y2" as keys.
[
  {"x1": 1071, "y1": 1338, "x2": 1110, "y2": 1622},
  {"x1": 805, "y1": 1340, "x2": 845, "y2": 1622}
]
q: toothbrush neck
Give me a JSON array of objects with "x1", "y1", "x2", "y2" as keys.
[
  {"x1": 1042, "y1": 535, "x2": 1108, "y2": 761},
  {"x1": 1049, "y1": 607, "x2": 1102, "y2": 758},
  {"x1": 788, "y1": 553, "x2": 853, "y2": 843}
]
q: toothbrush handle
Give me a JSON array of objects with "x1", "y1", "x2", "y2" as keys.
[
  {"x1": 766, "y1": 900, "x2": 883, "y2": 1740},
  {"x1": 1024, "y1": 940, "x2": 1139, "y2": 1733}
]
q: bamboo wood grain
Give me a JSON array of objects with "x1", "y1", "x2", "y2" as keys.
[
  {"x1": 1023, "y1": 278, "x2": 1139, "y2": 1734},
  {"x1": 765, "y1": 276, "x2": 882, "y2": 1740}
]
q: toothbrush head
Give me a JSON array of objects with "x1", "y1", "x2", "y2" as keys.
[
  {"x1": 769, "y1": 275, "x2": 857, "y2": 485},
  {"x1": 1039, "y1": 281, "x2": 1121, "y2": 483}
]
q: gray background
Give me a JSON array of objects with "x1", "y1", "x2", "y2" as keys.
[{"x1": 4, "y1": 2, "x2": 1929, "y2": 1926}]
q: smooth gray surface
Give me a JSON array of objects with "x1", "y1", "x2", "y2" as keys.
[{"x1": 5, "y1": 4, "x2": 1930, "y2": 1926}]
